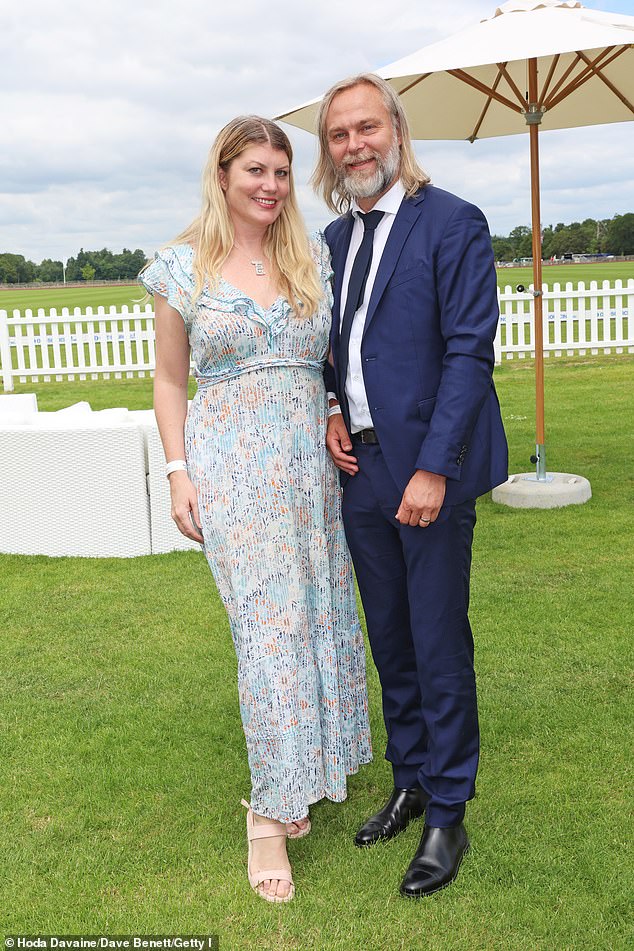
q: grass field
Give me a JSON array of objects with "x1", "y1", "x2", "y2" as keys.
[
  {"x1": 0, "y1": 283, "x2": 145, "y2": 313},
  {"x1": 1, "y1": 355, "x2": 633, "y2": 949},
  {"x1": 0, "y1": 262, "x2": 632, "y2": 313},
  {"x1": 497, "y1": 261, "x2": 634, "y2": 290}
]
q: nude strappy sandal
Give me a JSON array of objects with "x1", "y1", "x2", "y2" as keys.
[
  {"x1": 286, "y1": 817, "x2": 311, "y2": 840},
  {"x1": 241, "y1": 800, "x2": 295, "y2": 903}
]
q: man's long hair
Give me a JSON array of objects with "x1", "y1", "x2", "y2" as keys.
[{"x1": 311, "y1": 74, "x2": 431, "y2": 215}]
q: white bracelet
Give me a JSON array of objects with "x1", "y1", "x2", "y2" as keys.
[
  {"x1": 166, "y1": 459, "x2": 187, "y2": 477},
  {"x1": 327, "y1": 404, "x2": 343, "y2": 417}
]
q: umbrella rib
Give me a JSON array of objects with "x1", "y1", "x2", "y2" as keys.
[
  {"x1": 544, "y1": 47, "x2": 628, "y2": 111},
  {"x1": 544, "y1": 47, "x2": 614, "y2": 109},
  {"x1": 469, "y1": 66, "x2": 506, "y2": 142},
  {"x1": 495, "y1": 62, "x2": 527, "y2": 108},
  {"x1": 542, "y1": 52, "x2": 584, "y2": 107},
  {"x1": 539, "y1": 53, "x2": 560, "y2": 107},
  {"x1": 447, "y1": 69, "x2": 523, "y2": 114},
  {"x1": 395, "y1": 73, "x2": 432, "y2": 97},
  {"x1": 575, "y1": 48, "x2": 634, "y2": 115}
]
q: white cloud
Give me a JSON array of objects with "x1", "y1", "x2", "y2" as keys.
[{"x1": 1, "y1": 0, "x2": 632, "y2": 261}]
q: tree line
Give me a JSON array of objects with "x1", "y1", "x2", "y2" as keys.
[
  {"x1": 491, "y1": 213, "x2": 634, "y2": 262},
  {"x1": 0, "y1": 248, "x2": 148, "y2": 284},
  {"x1": 1, "y1": 213, "x2": 633, "y2": 283}
]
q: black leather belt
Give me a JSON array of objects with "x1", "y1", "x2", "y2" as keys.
[{"x1": 352, "y1": 428, "x2": 379, "y2": 445}]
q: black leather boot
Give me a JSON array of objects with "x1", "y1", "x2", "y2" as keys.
[
  {"x1": 355, "y1": 786, "x2": 428, "y2": 847},
  {"x1": 400, "y1": 823, "x2": 470, "y2": 897}
]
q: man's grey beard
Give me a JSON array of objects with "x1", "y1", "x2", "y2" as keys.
[{"x1": 338, "y1": 138, "x2": 401, "y2": 200}]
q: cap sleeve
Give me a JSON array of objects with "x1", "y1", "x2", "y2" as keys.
[
  {"x1": 309, "y1": 230, "x2": 334, "y2": 310},
  {"x1": 138, "y1": 246, "x2": 195, "y2": 330}
]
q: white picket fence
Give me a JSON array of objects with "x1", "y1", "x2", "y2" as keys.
[
  {"x1": 0, "y1": 304, "x2": 157, "y2": 391},
  {"x1": 494, "y1": 279, "x2": 633, "y2": 363},
  {"x1": 1, "y1": 280, "x2": 632, "y2": 391}
]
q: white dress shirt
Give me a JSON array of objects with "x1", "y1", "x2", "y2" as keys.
[{"x1": 336, "y1": 180, "x2": 406, "y2": 432}]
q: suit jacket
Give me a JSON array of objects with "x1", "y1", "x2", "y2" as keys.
[{"x1": 325, "y1": 184, "x2": 508, "y2": 505}]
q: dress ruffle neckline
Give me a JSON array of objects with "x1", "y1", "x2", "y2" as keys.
[{"x1": 156, "y1": 244, "x2": 293, "y2": 340}]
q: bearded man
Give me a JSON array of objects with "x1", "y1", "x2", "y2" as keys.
[{"x1": 312, "y1": 74, "x2": 508, "y2": 897}]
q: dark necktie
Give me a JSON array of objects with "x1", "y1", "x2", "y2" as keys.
[{"x1": 338, "y1": 210, "x2": 385, "y2": 404}]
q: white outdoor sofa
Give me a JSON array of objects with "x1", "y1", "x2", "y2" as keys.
[
  {"x1": 0, "y1": 397, "x2": 200, "y2": 558},
  {"x1": 127, "y1": 408, "x2": 200, "y2": 556}
]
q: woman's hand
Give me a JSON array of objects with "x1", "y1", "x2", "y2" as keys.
[{"x1": 168, "y1": 471, "x2": 204, "y2": 543}]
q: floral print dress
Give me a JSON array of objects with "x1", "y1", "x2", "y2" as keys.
[{"x1": 140, "y1": 236, "x2": 371, "y2": 821}]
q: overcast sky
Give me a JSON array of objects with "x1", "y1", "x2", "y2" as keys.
[{"x1": 1, "y1": 0, "x2": 633, "y2": 263}]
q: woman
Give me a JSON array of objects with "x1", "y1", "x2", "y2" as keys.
[{"x1": 139, "y1": 116, "x2": 371, "y2": 903}]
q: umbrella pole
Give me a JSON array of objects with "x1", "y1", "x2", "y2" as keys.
[
  {"x1": 495, "y1": 61, "x2": 591, "y2": 509},
  {"x1": 527, "y1": 58, "x2": 547, "y2": 480}
]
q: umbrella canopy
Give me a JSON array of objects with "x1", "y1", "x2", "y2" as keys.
[
  {"x1": 276, "y1": 0, "x2": 634, "y2": 483},
  {"x1": 278, "y1": 1, "x2": 634, "y2": 140}
]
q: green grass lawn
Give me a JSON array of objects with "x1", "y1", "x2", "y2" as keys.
[
  {"x1": 0, "y1": 283, "x2": 145, "y2": 313},
  {"x1": 496, "y1": 261, "x2": 634, "y2": 291},
  {"x1": 2, "y1": 356, "x2": 633, "y2": 949}
]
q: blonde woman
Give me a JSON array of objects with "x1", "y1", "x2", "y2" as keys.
[{"x1": 139, "y1": 116, "x2": 371, "y2": 903}]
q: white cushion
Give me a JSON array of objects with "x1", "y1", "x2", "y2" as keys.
[
  {"x1": 20, "y1": 408, "x2": 133, "y2": 430},
  {"x1": 0, "y1": 393, "x2": 39, "y2": 424},
  {"x1": 51, "y1": 400, "x2": 93, "y2": 417}
]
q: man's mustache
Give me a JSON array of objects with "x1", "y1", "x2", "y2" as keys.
[{"x1": 341, "y1": 151, "x2": 378, "y2": 168}]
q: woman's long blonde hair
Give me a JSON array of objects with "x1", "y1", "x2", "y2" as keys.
[
  {"x1": 311, "y1": 74, "x2": 431, "y2": 215},
  {"x1": 173, "y1": 116, "x2": 322, "y2": 315}
]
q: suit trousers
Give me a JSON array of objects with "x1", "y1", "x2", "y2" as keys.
[{"x1": 341, "y1": 442, "x2": 479, "y2": 827}]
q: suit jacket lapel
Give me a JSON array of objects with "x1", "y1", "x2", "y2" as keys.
[{"x1": 363, "y1": 191, "x2": 426, "y2": 336}]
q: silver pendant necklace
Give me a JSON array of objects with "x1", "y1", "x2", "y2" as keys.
[{"x1": 233, "y1": 243, "x2": 267, "y2": 276}]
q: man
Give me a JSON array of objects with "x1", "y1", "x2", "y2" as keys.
[{"x1": 312, "y1": 74, "x2": 508, "y2": 897}]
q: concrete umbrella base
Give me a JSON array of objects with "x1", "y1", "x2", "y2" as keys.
[{"x1": 492, "y1": 472, "x2": 592, "y2": 509}]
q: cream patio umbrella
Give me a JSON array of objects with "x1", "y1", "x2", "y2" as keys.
[{"x1": 277, "y1": 0, "x2": 634, "y2": 507}]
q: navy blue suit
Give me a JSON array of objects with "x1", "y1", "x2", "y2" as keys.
[{"x1": 325, "y1": 184, "x2": 508, "y2": 826}]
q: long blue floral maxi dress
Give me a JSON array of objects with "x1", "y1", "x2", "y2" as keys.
[{"x1": 140, "y1": 236, "x2": 371, "y2": 822}]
